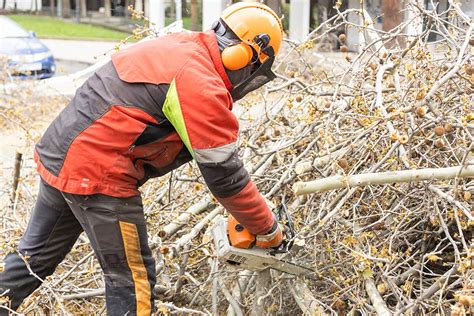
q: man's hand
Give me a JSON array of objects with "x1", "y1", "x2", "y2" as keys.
[{"x1": 255, "y1": 220, "x2": 283, "y2": 248}]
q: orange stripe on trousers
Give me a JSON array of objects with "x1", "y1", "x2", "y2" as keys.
[{"x1": 119, "y1": 221, "x2": 151, "y2": 315}]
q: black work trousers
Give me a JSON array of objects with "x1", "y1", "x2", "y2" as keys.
[{"x1": 0, "y1": 180, "x2": 156, "y2": 315}]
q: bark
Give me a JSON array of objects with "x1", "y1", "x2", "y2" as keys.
[
  {"x1": 10, "y1": 151, "x2": 22, "y2": 202},
  {"x1": 190, "y1": 0, "x2": 198, "y2": 31},
  {"x1": 49, "y1": 0, "x2": 55, "y2": 16},
  {"x1": 124, "y1": 0, "x2": 130, "y2": 17},
  {"x1": 104, "y1": 0, "x2": 111, "y2": 17},
  {"x1": 294, "y1": 165, "x2": 474, "y2": 195},
  {"x1": 174, "y1": 207, "x2": 223, "y2": 252},
  {"x1": 365, "y1": 277, "x2": 392, "y2": 316},
  {"x1": 288, "y1": 280, "x2": 326, "y2": 315},
  {"x1": 381, "y1": 0, "x2": 403, "y2": 47},
  {"x1": 250, "y1": 269, "x2": 271, "y2": 316},
  {"x1": 61, "y1": 0, "x2": 71, "y2": 17},
  {"x1": 265, "y1": 0, "x2": 281, "y2": 16},
  {"x1": 158, "y1": 198, "x2": 213, "y2": 240},
  {"x1": 80, "y1": 0, "x2": 86, "y2": 17}
]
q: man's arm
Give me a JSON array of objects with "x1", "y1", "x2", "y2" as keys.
[
  {"x1": 197, "y1": 150, "x2": 273, "y2": 235},
  {"x1": 162, "y1": 65, "x2": 277, "y2": 238}
]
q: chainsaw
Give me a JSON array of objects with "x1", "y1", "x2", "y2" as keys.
[{"x1": 211, "y1": 201, "x2": 315, "y2": 277}]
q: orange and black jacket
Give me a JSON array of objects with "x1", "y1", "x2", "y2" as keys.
[{"x1": 34, "y1": 31, "x2": 274, "y2": 235}]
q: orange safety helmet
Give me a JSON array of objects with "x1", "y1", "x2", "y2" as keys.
[{"x1": 219, "y1": 2, "x2": 283, "y2": 71}]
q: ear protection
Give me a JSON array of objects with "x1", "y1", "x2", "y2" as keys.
[{"x1": 221, "y1": 43, "x2": 254, "y2": 71}]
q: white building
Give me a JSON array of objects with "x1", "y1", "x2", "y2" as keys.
[{"x1": 3, "y1": 0, "x2": 41, "y2": 11}]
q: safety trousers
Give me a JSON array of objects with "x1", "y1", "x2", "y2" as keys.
[{"x1": 0, "y1": 180, "x2": 156, "y2": 315}]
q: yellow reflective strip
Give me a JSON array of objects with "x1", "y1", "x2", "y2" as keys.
[
  {"x1": 162, "y1": 79, "x2": 195, "y2": 158},
  {"x1": 119, "y1": 221, "x2": 151, "y2": 316}
]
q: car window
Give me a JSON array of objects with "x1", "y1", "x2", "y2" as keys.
[{"x1": 0, "y1": 17, "x2": 30, "y2": 38}]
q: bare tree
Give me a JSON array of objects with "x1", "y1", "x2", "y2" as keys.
[
  {"x1": 61, "y1": 0, "x2": 71, "y2": 17},
  {"x1": 381, "y1": 0, "x2": 404, "y2": 47},
  {"x1": 266, "y1": 0, "x2": 281, "y2": 16},
  {"x1": 191, "y1": 0, "x2": 198, "y2": 31},
  {"x1": 80, "y1": 0, "x2": 86, "y2": 17},
  {"x1": 104, "y1": 0, "x2": 111, "y2": 17},
  {"x1": 49, "y1": 0, "x2": 55, "y2": 16}
]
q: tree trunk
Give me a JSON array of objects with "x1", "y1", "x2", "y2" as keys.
[
  {"x1": 80, "y1": 0, "x2": 86, "y2": 17},
  {"x1": 104, "y1": 0, "x2": 111, "y2": 17},
  {"x1": 265, "y1": 0, "x2": 281, "y2": 16},
  {"x1": 381, "y1": 0, "x2": 403, "y2": 47},
  {"x1": 74, "y1": 0, "x2": 80, "y2": 22},
  {"x1": 49, "y1": 0, "x2": 55, "y2": 16},
  {"x1": 124, "y1": 0, "x2": 130, "y2": 17},
  {"x1": 190, "y1": 0, "x2": 198, "y2": 31},
  {"x1": 62, "y1": 0, "x2": 71, "y2": 17}
]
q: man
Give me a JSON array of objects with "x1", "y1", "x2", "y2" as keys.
[{"x1": 0, "y1": 2, "x2": 284, "y2": 315}]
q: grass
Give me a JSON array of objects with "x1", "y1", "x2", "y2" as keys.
[
  {"x1": 165, "y1": 16, "x2": 199, "y2": 31},
  {"x1": 9, "y1": 15, "x2": 131, "y2": 41}
]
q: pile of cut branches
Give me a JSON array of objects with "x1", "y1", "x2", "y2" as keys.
[{"x1": 1, "y1": 2, "x2": 472, "y2": 315}]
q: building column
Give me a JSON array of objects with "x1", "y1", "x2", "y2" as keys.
[
  {"x1": 346, "y1": 0, "x2": 363, "y2": 52},
  {"x1": 289, "y1": 0, "x2": 310, "y2": 42},
  {"x1": 57, "y1": 0, "x2": 62, "y2": 17},
  {"x1": 405, "y1": 0, "x2": 424, "y2": 37},
  {"x1": 135, "y1": 0, "x2": 143, "y2": 13},
  {"x1": 202, "y1": 0, "x2": 229, "y2": 31},
  {"x1": 175, "y1": 0, "x2": 182, "y2": 21},
  {"x1": 149, "y1": 0, "x2": 166, "y2": 29}
]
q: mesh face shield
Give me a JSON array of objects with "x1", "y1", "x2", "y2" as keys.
[{"x1": 230, "y1": 56, "x2": 276, "y2": 101}]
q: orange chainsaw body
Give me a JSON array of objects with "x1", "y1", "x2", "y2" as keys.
[{"x1": 227, "y1": 215, "x2": 256, "y2": 249}]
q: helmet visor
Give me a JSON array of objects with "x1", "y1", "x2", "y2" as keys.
[{"x1": 230, "y1": 56, "x2": 276, "y2": 101}]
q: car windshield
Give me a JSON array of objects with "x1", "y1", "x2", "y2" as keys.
[{"x1": 0, "y1": 17, "x2": 30, "y2": 38}]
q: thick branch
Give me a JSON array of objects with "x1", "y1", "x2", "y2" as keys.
[{"x1": 294, "y1": 165, "x2": 474, "y2": 195}]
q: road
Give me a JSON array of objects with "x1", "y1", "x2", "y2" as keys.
[
  {"x1": 42, "y1": 39, "x2": 125, "y2": 64},
  {"x1": 55, "y1": 59, "x2": 91, "y2": 76}
]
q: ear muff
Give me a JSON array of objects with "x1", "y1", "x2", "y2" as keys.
[{"x1": 221, "y1": 43, "x2": 253, "y2": 71}]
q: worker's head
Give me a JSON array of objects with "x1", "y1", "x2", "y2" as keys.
[{"x1": 212, "y1": 2, "x2": 283, "y2": 101}]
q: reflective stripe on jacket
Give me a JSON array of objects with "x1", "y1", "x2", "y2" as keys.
[{"x1": 35, "y1": 31, "x2": 273, "y2": 234}]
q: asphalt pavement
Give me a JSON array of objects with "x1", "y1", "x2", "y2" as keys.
[{"x1": 41, "y1": 39, "x2": 127, "y2": 64}]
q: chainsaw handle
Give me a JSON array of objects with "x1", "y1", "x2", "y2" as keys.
[{"x1": 228, "y1": 196, "x2": 295, "y2": 252}]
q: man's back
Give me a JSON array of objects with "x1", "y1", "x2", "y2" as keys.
[{"x1": 35, "y1": 31, "x2": 233, "y2": 197}]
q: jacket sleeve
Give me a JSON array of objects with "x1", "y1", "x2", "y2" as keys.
[
  {"x1": 198, "y1": 152, "x2": 274, "y2": 235},
  {"x1": 162, "y1": 64, "x2": 274, "y2": 235}
]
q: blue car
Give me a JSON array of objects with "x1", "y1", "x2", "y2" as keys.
[{"x1": 0, "y1": 16, "x2": 55, "y2": 79}]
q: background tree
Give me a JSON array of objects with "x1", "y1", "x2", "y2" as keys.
[
  {"x1": 80, "y1": 0, "x2": 86, "y2": 17},
  {"x1": 104, "y1": 0, "x2": 111, "y2": 17},
  {"x1": 49, "y1": 0, "x2": 55, "y2": 16},
  {"x1": 61, "y1": 0, "x2": 71, "y2": 17}
]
